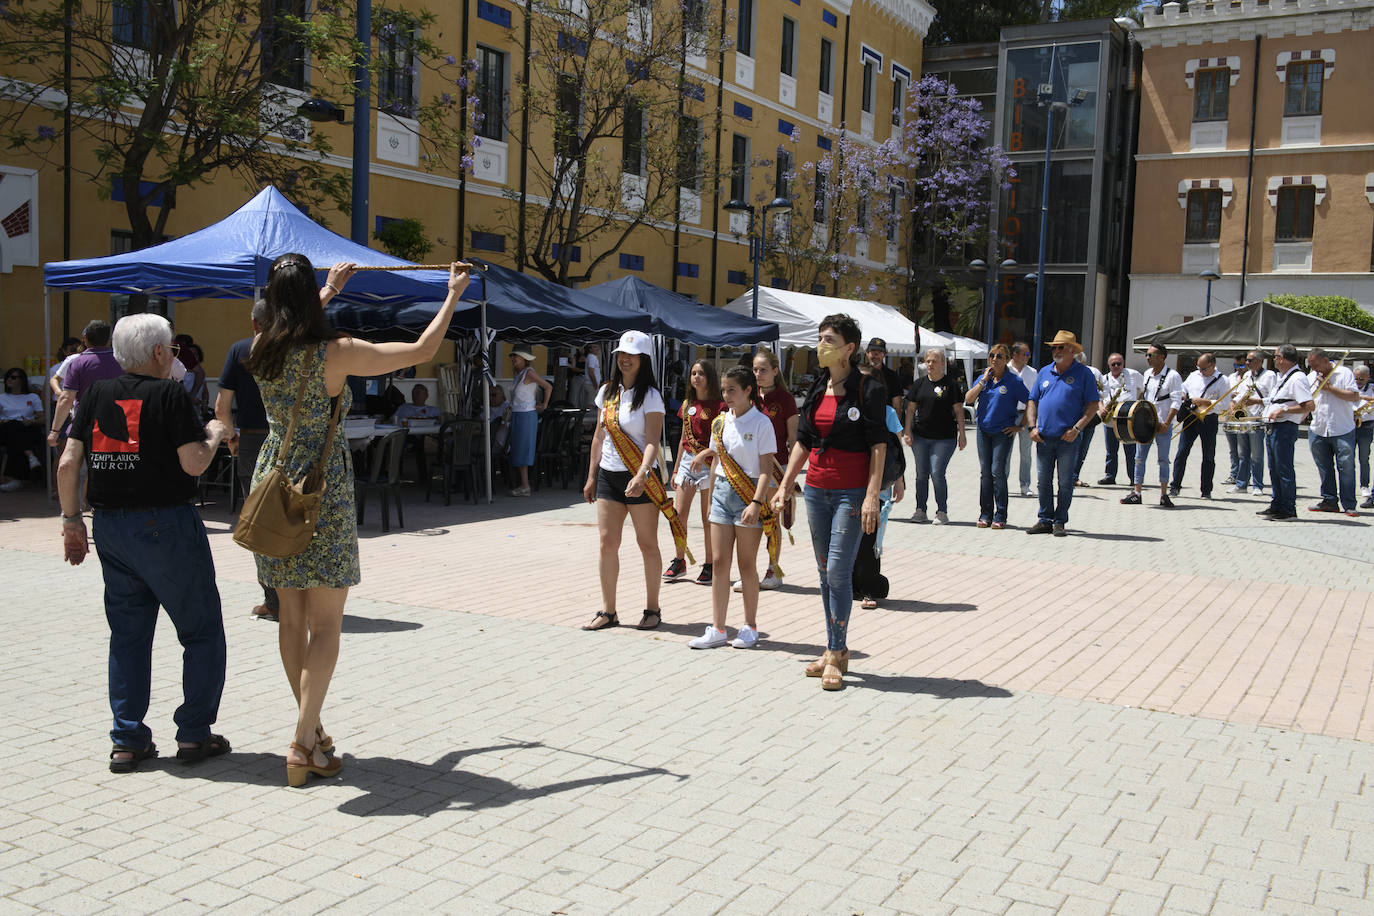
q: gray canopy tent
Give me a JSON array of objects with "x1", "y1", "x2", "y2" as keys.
[{"x1": 1133, "y1": 301, "x2": 1374, "y2": 358}]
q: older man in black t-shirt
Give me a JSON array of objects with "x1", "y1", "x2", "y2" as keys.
[{"x1": 58, "y1": 314, "x2": 233, "y2": 773}]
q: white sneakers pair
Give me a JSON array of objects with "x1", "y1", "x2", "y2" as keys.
[
  {"x1": 731, "y1": 573, "x2": 782, "y2": 592},
  {"x1": 689, "y1": 625, "x2": 758, "y2": 649},
  {"x1": 911, "y1": 508, "x2": 949, "y2": 524}
]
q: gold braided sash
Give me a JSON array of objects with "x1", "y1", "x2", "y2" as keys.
[
  {"x1": 603, "y1": 388, "x2": 692, "y2": 563},
  {"x1": 711, "y1": 414, "x2": 784, "y2": 577}
]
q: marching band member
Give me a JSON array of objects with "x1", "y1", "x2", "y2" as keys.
[
  {"x1": 1024, "y1": 331, "x2": 1098, "y2": 536},
  {"x1": 686, "y1": 367, "x2": 776, "y2": 650},
  {"x1": 1096, "y1": 353, "x2": 1142, "y2": 485},
  {"x1": 1122, "y1": 343, "x2": 1182, "y2": 508},
  {"x1": 1303, "y1": 348, "x2": 1359, "y2": 516},
  {"x1": 1230, "y1": 350, "x2": 1274, "y2": 496},
  {"x1": 1258, "y1": 345, "x2": 1314, "y2": 521},
  {"x1": 1169, "y1": 352, "x2": 1226, "y2": 499},
  {"x1": 1222, "y1": 354, "x2": 1245, "y2": 486},
  {"x1": 1353, "y1": 364, "x2": 1374, "y2": 508}
]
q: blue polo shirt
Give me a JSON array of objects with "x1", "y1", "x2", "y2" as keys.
[
  {"x1": 974, "y1": 371, "x2": 1030, "y2": 432},
  {"x1": 1029, "y1": 360, "x2": 1099, "y2": 437}
]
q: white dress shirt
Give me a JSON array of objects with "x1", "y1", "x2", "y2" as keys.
[
  {"x1": 1015, "y1": 363, "x2": 1037, "y2": 410},
  {"x1": 1306, "y1": 365, "x2": 1357, "y2": 437},
  {"x1": 1100, "y1": 367, "x2": 1143, "y2": 407},
  {"x1": 1231, "y1": 369, "x2": 1275, "y2": 418},
  {"x1": 1142, "y1": 366, "x2": 1183, "y2": 421},
  {"x1": 1183, "y1": 369, "x2": 1228, "y2": 414},
  {"x1": 1265, "y1": 367, "x2": 1313, "y2": 425}
]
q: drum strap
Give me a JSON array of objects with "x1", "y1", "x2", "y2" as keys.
[{"x1": 1272, "y1": 368, "x2": 1301, "y2": 404}]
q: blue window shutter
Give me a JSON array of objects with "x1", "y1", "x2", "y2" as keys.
[
  {"x1": 817, "y1": 136, "x2": 832, "y2": 151},
  {"x1": 727, "y1": 270, "x2": 747, "y2": 285},
  {"x1": 778, "y1": 118, "x2": 795, "y2": 137},
  {"x1": 477, "y1": 1, "x2": 511, "y2": 26},
  {"x1": 822, "y1": 10, "x2": 837, "y2": 27},
  {"x1": 677, "y1": 261, "x2": 699, "y2": 278},
  {"x1": 619, "y1": 253, "x2": 644, "y2": 271},
  {"x1": 733, "y1": 102, "x2": 753, "y2": 120},
  {"x1": 471, "y1": 231, "x2": 505, "y2": 252}
]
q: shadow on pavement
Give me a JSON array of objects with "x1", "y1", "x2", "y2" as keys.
[
  {"x1": 847, "y1": 672, "x2": 1012, "y2": 698},
  {"x1": 342, "y1": 614, "x2": 423, "y2": 634},
  {"x1": 874, "y1": 599, "x2": 978, "y2": 613},
  {"x1": 1073, "y1": 532, "x2": 1163, "y2": 542}
]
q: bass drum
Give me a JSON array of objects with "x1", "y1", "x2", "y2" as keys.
[{"x1": 1111, "y1": 399, "x2": 1159, "y2": 445}]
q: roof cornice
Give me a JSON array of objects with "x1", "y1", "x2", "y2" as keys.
[{"x1": 1134, "y1": 0, "x2": 1373, "y2": 48}]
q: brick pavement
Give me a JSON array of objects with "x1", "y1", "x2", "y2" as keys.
[{"x1": 3, "y1": 430, "x2": 1373, "y2": 913}]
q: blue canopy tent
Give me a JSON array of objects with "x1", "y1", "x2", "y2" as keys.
[{"x1": 582, "y1": 276, "x2": 779, "y2": 346}]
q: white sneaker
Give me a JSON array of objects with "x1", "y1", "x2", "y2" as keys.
[
  {"x1": 1020, "y1": 485, "x2": 1032, "y2": 497},
  {"x1": 731, "y1": 625, "x2": 759, "y2": 649},
  {"x1": 0, "y1": 479, "x2": 21, "y2": 492},
  {"x1": 933, "y1": 510, "x2": 949, "y2": 525},
  {"x1": 911, "y1": 508, "x2": 929, "y2": 523},
  {"x1": 760, "y1": 572, "x2": 782, "y2": 590},
  {"x1": 1228, "y1": 484, "x2": 1248, "y2": 493},
  {"x1": 731, "y1": 579, "x2": 743, "y2": 593},
  {"x1": 27, "y1": 454, "x2": 40, "y2": 470},
  {"x1": 689, "y1": 626, "x2": 728, "y2": 649},
  {"x1": 1253, "y1": 486, "x2": 1266, "y2": 497}
]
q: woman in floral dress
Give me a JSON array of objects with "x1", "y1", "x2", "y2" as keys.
[{"x1": 246, "y1": 254, "x2": 472, "y2": 787}]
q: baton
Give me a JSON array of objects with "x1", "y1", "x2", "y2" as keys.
[{"x1": 316, "y1": 262, "x2": 486, "y2": 272}]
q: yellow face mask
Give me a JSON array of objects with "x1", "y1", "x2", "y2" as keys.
[{"x1": 816, "y1": 342, "x2": 849, "y2": 370}]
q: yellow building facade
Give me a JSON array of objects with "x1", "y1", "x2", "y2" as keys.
[
  {"x1": 0, "y1": 0, "x2": 932, "y2": 377},
  {"x1": 1127, "y1": 0, "x2": 1374, "y2": 347}
]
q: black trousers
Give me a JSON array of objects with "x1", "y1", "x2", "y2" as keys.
[
  {"x1": 851, "y1": 529, "x2": 889, "y2": 601},
  {"x1": 1172, "y1": 414, "x2": 1218, "y2": 496}
]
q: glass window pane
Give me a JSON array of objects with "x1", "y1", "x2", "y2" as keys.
[
  {"x1": 819, "y1": 39, "x2": 832, "y2": 94},
  {"x1": 780, "y1": 19, "x2": 795, "y2": 77},
  {"x1": 730, "y1": 134, "x2": 749, "y2": 201},
  {"x1": 1002, "y1": 42, "x2": 1101, "y2": 151},
  {"x1": 736, "y1": 0, "x2": 752, "y2": 57}
]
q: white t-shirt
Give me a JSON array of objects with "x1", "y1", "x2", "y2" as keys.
[
  {"x1": 1265, "y1": 367, "x2": 1313, "y2": 425},
  {"x1": 712, "y1": 407, "x2": 777, "y2": 481},
  {"x1": 0, "y1": 392, "x2": 42, "y2": 422},
  {"x1": 595, "y1": 385, "x2": 665, "y2": 473},
  {"x1": 1307, "y1": 365, "x2": 1357, "y2": 437},
  {"x1": 394, "y1": 403, "x2": 440, "y2": 422},
  {"x1": 48, "y1": 352, "x2": 79, "y2": 389},
  {"x1": 585, "y1": 353, "x2": 602, "y2": 388},
  {"x1": 1015, "y1": 363, "x2": 1037, "y2": 410}
]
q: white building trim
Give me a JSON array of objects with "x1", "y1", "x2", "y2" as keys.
[
  {"x1": 1135, "y1": 0, "x2": 1374, "y2": 50},
  {"x1": 1176, "y1": 178, "x2": 1234, "y2": 209},
  {"x1": 1266, "y1": 174, "x2": 1327, "y2": 206},
  {"x1": 1184, "y1": 56, "x2": 1241, "y2": 89},
  {"x1": 1275, "y1": 49, "x2": 1336, "y2": 83}
]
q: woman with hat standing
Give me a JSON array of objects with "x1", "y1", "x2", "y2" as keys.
[
  {"x1": 583, "y1": 330, "x2": 681, "y2": 631},
  {"x1": 1023, "y1": 330, "x2": 1100, "y2": 536},
  {"x1": 508, "y1": 348, "x2": 553, "y2": 497}
]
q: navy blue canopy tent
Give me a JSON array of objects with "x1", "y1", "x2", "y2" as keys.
[
  {"x1": 41, "y1": 185, "x2": 483, "y2": 305},
  {"x1": 582, "y1": 276, "x2": 779, "y2": 346}
]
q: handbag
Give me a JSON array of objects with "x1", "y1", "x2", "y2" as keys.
[{"x1": 233, "y1": 349, "x2": 344, "y2": 558}]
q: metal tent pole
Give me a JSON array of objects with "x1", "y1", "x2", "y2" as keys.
[{"x1": 482, "y1": 299, "x2": 492, "y2": 504}]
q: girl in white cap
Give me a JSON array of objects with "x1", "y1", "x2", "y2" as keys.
[{"x1": 507, "y1": 348, "x2": 551, "y2": 496}]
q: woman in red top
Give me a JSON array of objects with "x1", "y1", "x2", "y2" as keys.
[
  {"x1": 664, "y1": 360, "x2": 722, "y2": 585},
  {"x1": 772, "y1": 315, "x2": 887, "y2": 690}
]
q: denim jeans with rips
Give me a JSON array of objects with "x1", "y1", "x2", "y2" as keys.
[{"x1": 803, "y1": 485, "x2": 867, "y2": 652}]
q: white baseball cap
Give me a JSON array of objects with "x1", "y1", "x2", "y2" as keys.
[{"x1": 612, "y1": 330, "x2": 653, "y2": 357}]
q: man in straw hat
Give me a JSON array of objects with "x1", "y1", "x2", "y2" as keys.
[{"x1": 1022, "y1": 331, "x2": 1099, "y2": 536}]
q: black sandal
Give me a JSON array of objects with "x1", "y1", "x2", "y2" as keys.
[
  {"x1": 636, "y1": 609, "x2": 662, "y2": 630},
  {"x1": 582, "y1": 611, "x2": 619, "y2": 631},
  {"x1": 175, "y1": 734, "x2": 231, "y2": 764},
  {"x1": 109, "y1": 742, "x2": 158, "y2": 774}
]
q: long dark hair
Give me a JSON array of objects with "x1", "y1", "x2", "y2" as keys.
[
  {"x1": 244, "y1": 253, "x2": 343, "y2": 380},
  {"x1": 605, "y1": 353, "x2": 658, "y2": 412},
  {"x1": 723, "y1": 365, "x2": 760, "y2": 409},
  {"x1": 4, "y1": 367, "x2": 28, "y2": 394},
  {"x1": 684, "y1": 359, "x2": 721, "y2": 410}
]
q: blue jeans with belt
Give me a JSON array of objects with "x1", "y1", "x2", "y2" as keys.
[
  {"x1": 976, "y1": 428, "x2": 1013, "y2": 524},
  {"x1": 1265, "y1": 421, "x2": 1300, "y2": 514},
  {"x1": 1035, "y1": 435, "x2": 1078, "y2": 525},
  {"x1": 92, "y1": 504, "x2": 226, "y2": 749},
  {"x1": 803, "y1": 485, "x2": 866, "y2": 652}
]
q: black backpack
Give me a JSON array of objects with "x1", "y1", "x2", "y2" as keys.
[{"x1": 881, "y1": 428, "x2": 906, "y2": 490}]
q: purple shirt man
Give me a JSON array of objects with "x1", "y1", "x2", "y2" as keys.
[{"x1": 48, "y1": 320, "x2": 123, "y2": 446}]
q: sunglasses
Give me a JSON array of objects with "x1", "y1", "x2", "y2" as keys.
[{"x1": 989, "y1": 354, "x2": 1007, "y2": 360}]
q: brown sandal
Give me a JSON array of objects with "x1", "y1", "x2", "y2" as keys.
[
  {"x1": 805, "y1": 649, "x2": 849, "y2": 677},
  {"x1": 286, "y1": 741, "x2": 342, "y2": 788},
  {"x1": 821, "y1": 649, "x2": 848, "y2": 690}
]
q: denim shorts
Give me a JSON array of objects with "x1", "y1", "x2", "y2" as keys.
[
  {"x1": 673, "y1": 453, "x2": 713, "y2": 490},
  {"x1": 708, "y1": 477, "x2": 762, "y2": 528}
]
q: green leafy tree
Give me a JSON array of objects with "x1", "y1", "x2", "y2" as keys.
[
  {"x1": 1267, "y1": 294, "x2": 1374, "y2": 334},
  {"x1": 0, "y1": 0, "x2": 467, "y2": 254},
  {"x1": 374, "y1": 217, "x2": 434, "y2": 261}
]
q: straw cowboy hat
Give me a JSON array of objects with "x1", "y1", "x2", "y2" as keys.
[{"x1": 1049, "y1": 330, "x2": 1083, "y2": 353}]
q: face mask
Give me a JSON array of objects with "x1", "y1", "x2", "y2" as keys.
[{"x1": 816, "y1": 342, "x2": 849, "y2": 370}]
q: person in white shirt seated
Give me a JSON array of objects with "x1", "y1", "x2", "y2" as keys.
[
  {"x1": 393, "y1": 386, "x2": 441, "y2": 424},
  {"x1": 1, "y1": 367, "x2": 45, "y2": 490}
]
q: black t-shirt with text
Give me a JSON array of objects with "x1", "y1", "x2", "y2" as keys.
[
  {"x1": 906, "y1": 375, "x2": 965, "y2": 440},
  {"x1": 69, "y1": 374, "x2": 206, "y2": 509}
]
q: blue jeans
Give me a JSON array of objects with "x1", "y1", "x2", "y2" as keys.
[
  {"x1": 910, "y1": 435, "x2": 956, "y2": 513},
  {"x1": 1355, "y1": 424, "x2": 1373, "y2": 491},
  {"x1": 1035, "y1": 435, "x2": 1078, "y2": 525},
  {"x1": 92, "y1": 504, "x2": 226, "y2": 748},
  {"x1": 1171, "y1": 415, "x2": 1218, "y2": 496},
  {"x1": 1225, "y1": 428, "x2": 1240, "y2": 480},
  {"x1": 804, "y1": 485, "x2": 867, "y2": 651},
  {"x1": 1016, "y1": 424, "x2": 1032, "y2": 489},
  {"x1": 1072, "y1": 422, "x2": 1097, "y2": 481},
  {"x1": 1265, "y1": 422, "x2": 1300, "y2": 514},
  {"x1": 1236, "y1": 425, "x2": 1265, "y2": 489},
  {"x1": 1133, "y1": 428, "x2": 1173, "y2": 487},
  {"x1": 1309, "y1": 430, "x2": 1357, "y2": 510},
  {"x1": 1103, "y1": 427, "x2": 1136, "y2": 482},
  {"x1": 976, "y1": 428, "x2": 1013, "y2": 523}
]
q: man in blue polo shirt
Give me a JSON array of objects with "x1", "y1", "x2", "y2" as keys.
[{"x1": 1024, "y1": 331, "x2": 1099, "y2": 536}]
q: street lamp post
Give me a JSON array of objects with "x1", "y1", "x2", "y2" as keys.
[
  {"x1": 971, "y1": 257, "x2": 1017, "y2": 347},
  {"x1": 724, "y1": 196, "x2": 794, "y2": 329},
  {"x1": 1031, "y1": 44, "x2": 1086, "y2": 365},
  {"x1": 1199, "y1": 268, "x2": 1221, "y2": 316}
]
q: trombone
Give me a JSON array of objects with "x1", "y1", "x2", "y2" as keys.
[
  {"x1": 1176, "y1": 370, "x2": 1249, "y2": 433},
  {"x1": 1309, "y1": 350, "x2": 1350, "y2": 401}
]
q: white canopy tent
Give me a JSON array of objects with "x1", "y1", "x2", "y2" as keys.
[{"x1": 723, "y1": 287, "x2": 951, "y2": 356}]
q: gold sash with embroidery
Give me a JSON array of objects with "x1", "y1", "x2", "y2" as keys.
[
  {"x1": 603, "y1": 388, "x2": 692, "y2": 563},
  {"x1": 711, "y1": 413, "x2": 784, "y2": 577}
]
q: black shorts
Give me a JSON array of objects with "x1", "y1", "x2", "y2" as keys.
[{"x1": 596, "y1": 466, "x2": 659, "y2": 505}]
